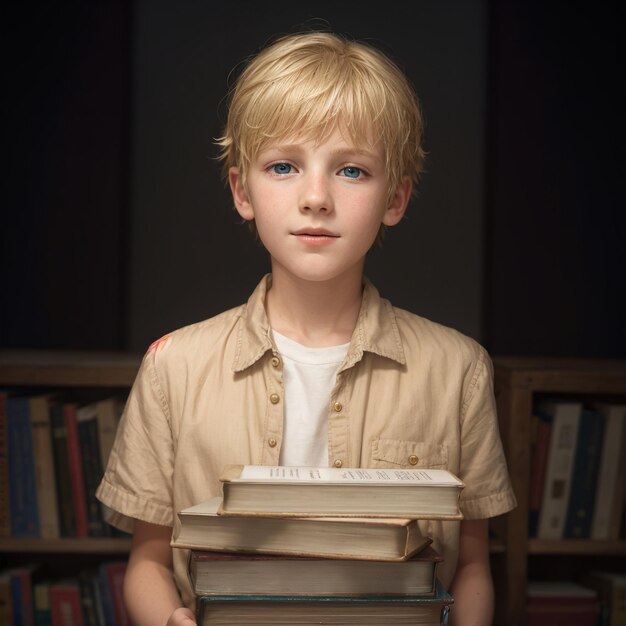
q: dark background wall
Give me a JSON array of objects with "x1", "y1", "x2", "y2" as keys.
[{"x1": 2, "y1": 2, "x2": 624, "y2": 358}]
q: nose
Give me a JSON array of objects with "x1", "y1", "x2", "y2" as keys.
[{"x1": 299, "y1": 170, "x2": 334, "y2": 215}]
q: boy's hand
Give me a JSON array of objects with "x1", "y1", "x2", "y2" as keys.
[{"x1": 167, "y1": 607, "x2": 197, "y2": 626}]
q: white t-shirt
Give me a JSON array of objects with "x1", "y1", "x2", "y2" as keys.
[{"x1": 272, "y1": 330, "x2": 349, "y2": 467}]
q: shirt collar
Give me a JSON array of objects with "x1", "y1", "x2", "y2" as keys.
[{"x1": 232, "y1": 274, "x2": 406, "y2": 373}]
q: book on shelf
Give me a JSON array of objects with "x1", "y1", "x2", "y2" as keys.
[
  {"x1": 29, "y1": 394, "x2": 61, "y2": 539},
  {"x1": 0, "y1": 571, "x2": 11, "y2": 626},
  {"x1": 4, "y1": 563, "x2": 41, "y2": 626},
  {"x1": 77, "y1": 403, "x2": 109, "y2": 537},
  {"x1": 188, "y1": 545, "x2": 442, "y2": 598},
  {"x1": 6, "y1": 395, "x2": 40, "y2": 537},
  {"x1": 590, "y1": 403, "x2": 626, "y2": 540},
  {"x1": 195, "y1": 580, "x2": 454, "y2": 626},
  {"x1": 50, "y1": 579, "x2": 85, "y2": 626},
  {"x1": 33, "y1": 580, "x2": 52, "y2": 626},
  {"x1": 0, "y1": 390, "x2": 9, "y2": 537},
  {"x1": 50, "y1": 402, "x2": 77, "y2": 537},
  {"x1": 98, "y1": 561, "x2": 129, "y2": 626},
  {"x1": 219, "y1": 465, "x2": 464, "y2": 518},
  {"x1": 563, "y1": 408, "x2": 605, "y2": 538},
  {"x1": 536, "y1": 400, "x2": 583, "y2": 539},
  {"x1": 526, "y1": 581, "x2": 599, "y2": 626},
  {"x1": 528, "y1": 412, "x2": 552, "y2": 537},
  {"x1": 172, "y1": 496, "x2": 431, "y2": 561},
  {"x1": 63, "y1": 402, "x2": 89, "y2": 538},
  {"x1": 580, "y1": 571, "x2": 626, "y2": 626}
]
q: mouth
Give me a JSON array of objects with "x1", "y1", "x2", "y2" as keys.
[{"x1": 291, "y1": 228, "x2": 339, "y2": 238}]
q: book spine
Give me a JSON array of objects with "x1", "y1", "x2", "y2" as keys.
[
  {"x1": 0, "y1": 573, "x2": 13, "y2": 626},
  {"x1": 99, "y1": 562, "x2": 129, "y2": 626},
  {"x1": 50, "y1": 403, "x2": 77, "y2": 537},
  {"x1": 11, "y1": 568, "x2": 35, "y2": 626},
  {"x1": 591, "y1": 405, "x2": 626, "y2": 540},
  {"x1": 33, "y1": 581, "x2": 52, "y2": 626},
  {"x1": 528, "y1": 412, "x2": 551, "y2": 537},
  {"x1": 564, "y1": 409, "x2": 605, "y2": 538},
  {"x1": 7, "y1": 397, "x2": 40, "y2": 537},
  {"x1": 537, "y1": 403, "x2": 581, "y2": 539},
  {"x1": 30, "y1": 396, "x2": 61, "y2": 539},
  {"x1": 79, "y1": 572, "x2": 99, "y2": 626},
  {"x1": 0, "y1": 392, "x2": 10, "y2": 537},
  {"x1": 50, "y1": 582, "x2": 85, "y2": 626},
  {"x1": 77, "y1": 408, "x2": 108, "y2": 537},
  {"x1": 63, "y1": 404, "x2": 89, "y2": 538}
]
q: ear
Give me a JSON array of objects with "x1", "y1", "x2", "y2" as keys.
[
  {"x1": 228, "y1": 167, "x2": 255, "y2": 221},
  {"x1": 382, "y1": 177, "x2": 412, "y2": 227}
]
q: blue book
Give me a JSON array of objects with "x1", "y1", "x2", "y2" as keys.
[
  {"x1": 6, "y1": 396, "x2": 40, "y2": 537},
  {"x1": 196, "y1": 579, "x2": 453, "y2": 626},
  {"x1": 563, "y1": 408, "x2": 605, "y2": 538}
]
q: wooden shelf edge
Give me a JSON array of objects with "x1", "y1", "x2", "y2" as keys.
[
  {"x1": 0, "y1": 349, "x2": 142, "y2": 387},
  {"x1": 0, "y1": 536, "x2": 132, "y2": 554},
  {"x1": 528, "y1": 538, "x2": 626, "y2": 555}
]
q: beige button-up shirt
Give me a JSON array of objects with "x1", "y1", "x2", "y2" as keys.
[{"x1": 97, "y1": 274, "x2": 516, "y2": 607}]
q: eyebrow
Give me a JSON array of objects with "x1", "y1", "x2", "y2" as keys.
[{"x1": 263, "y1": 144, "x2": 379, "y2": 159}]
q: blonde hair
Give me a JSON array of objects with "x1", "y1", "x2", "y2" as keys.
[{"x1": 216, "y1": 31, "x2": 425, "y2": 240}]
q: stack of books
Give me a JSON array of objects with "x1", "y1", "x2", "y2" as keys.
[{"x1": 171, "y1": 464, "x2": 465, "y2": 626}]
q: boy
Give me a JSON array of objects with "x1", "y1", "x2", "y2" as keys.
[{"x1": 96, "y1": 31, "x2": 516, "y2": 626}]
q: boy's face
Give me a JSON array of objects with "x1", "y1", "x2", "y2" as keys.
[{"x1": 229, "y1": 129, "x2": 411, "y2": 285}]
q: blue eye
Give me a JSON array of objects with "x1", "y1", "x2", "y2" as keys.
[
  {"x1": 341, "y1": 166, "x2": 362, "y2": 179},
  {"x1": 271, "y1": 163, "x2": 292, "y2": 174}
]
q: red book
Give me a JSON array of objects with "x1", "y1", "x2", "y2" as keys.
[
  {"x1": 100, "y1": 561, "x2": 129, "y2": 626},
  {"x1": 526, "y1": 581, "x2": 599, "y2": 626},
  {"x1": 50, "y1": 580, "x2": 85, "y2": 626},
  {"x1": 63, "y1": 403, "x2": 89, "y2": 538},
  {"x1": 528, "y1": 413, "x2": 551, "y2": 537}
]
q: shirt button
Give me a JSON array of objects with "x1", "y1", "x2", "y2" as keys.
[
  {"x1": 333, "y1": 402, "x2": 343, "y2": 412},
  {"x1": 268, "y1": 438, "x2": 277, "y2": 447},
  {"x1": 333, "y1": 459, "x2": 343, "y2": 468},
  {"x1": 270, "y1": 393, "x2": 280, "y2": 404},
  {"x1": 408, "y1": 455, "x2": 418, "y2": 465},
  {"x1": 271, "y1": 356, "x2": 280, "y2": 368}
]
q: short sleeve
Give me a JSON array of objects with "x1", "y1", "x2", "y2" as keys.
[
  {"x1": 96, "y1": 348, "x2": 175, "y2": 532},
  {"x1": 458, "y1": 348, "x2": 517, "y2": 519}
]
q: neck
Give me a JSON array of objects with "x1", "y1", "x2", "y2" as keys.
[{"x1": 266, "y1": 269, "x2": 364, "y2": 348}]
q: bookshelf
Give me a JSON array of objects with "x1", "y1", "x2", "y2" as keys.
[
  {"x1": 0, "y1": 350, "x2": 141, "y2": 566},
  {"x1": 490, "y1": 356, "x2": 626, "y2": 626},
  {"x1": 3, "y1": 350, "x2": 624, "y2": 621}
]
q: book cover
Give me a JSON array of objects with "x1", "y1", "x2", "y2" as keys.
[
  {"x1": 219, "y1": 465, "x2": 464, "y2": 519},
  {"x1": 528, "y1": 413, "x2": 551, "y2": 537},
  {"x1": 77, "y1": 403, "x2": 109, "y2": 537},
  {"x1": 172, "y1": 496, "x2": 431, "y2": 561},
  {"x1": 78, "y1": 570, "x2": 100, "y2": 626},
  {"x1": 99, "y1": 561, "x2": 129, "y2": 626},
  {"x1": 50, "y1": 580, "x2": 85, "y2": 626},
  {"x1": 0, "y1": 391, "x2": 10, "y2": 537},
  {"x1": 189, "y1": 545, "x2": 442, "y2": 597},
  {"x1": 0, "y1": 571, "x2": 13, "y2": 626},
  {"x1": 580, "y1": 571, "x2": 626, "y2": 626},
  {"x1": 63, "y1": 403, "x2": 89, "y2": 538},
  {"x1": 563, "y1": 408, "x2": 605, "y2": 538},
  {"x1": 590, "y1": 403, "x2": 626, "y2": 540},
  {"x1": 8, "y1": 564, "x2": 40, "y2": 626},
  {"x1": 29, "y1": 394, "x2": 61, "y2": 539},
  {"x1": 196, "y1": 579, "x2": 454, "y2": 626},
  {"x1": 49, "y1": 402, "x2": 76, "y2": 537},
  {"x1": 526, "y1": 581, "x2": 599, "y2": 626},
  {"x1": 6, "y1": 396, "x2": 40, "y2": 537},
  {"x1": 536, "y1": 400, "x2": 583, "y2": 539},
  {"x1": 33, "y1": 580, "x2": 52, "y2": 626}
]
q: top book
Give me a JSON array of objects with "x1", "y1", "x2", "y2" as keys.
[{"x1": 219, "y1": 465, "x2": 464, "y2": 519}]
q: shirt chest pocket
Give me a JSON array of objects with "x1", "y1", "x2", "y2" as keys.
[{"x1": 370, "y1": 438, "x2": 448, "y2": 469}]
